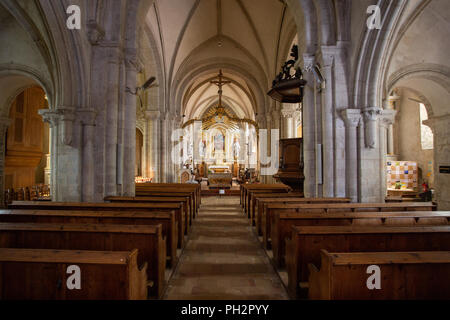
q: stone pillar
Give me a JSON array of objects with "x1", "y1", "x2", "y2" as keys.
[
  {"x1": 146, "y1": 111, "x2": 160, "y2": 182},
  {"x1": 387, "y1": 93, "x2": 400, "y2": 155},
  {"x1": 78, "y1": 110, "x2": 97, "y2": 202},
  {"x1": 281, "y1": 104, "x2": 298, "y2": 139},
  {"x1": 320, "y1": 48, "x2": 335, "y2": 197},
  {"x1": 362, "y1": 107, "x2": 382, "y2": 149},
  {"x1": 424, "y1": 114, "x2": 450, "y2": 210},
  {"x1": 40, "y1": 108, "x2": 82, "y2": 202},
  {"x1": 379, "y1": 110, "x2": 397, "y2": 200},
  {"x1": 104, "y1": 49, "x2": 121, "y2": 196},
  {"x1": 341, "y1": 109, "x2": 362, "y2": 202},
  {"x1": 160, "y1": 113, "x2": 169, "y2": 182},
  {"x1": 303, "y1": 54, "x2": 317, "y2": 197},
  {"x1": 0, "y1": 118, "x2": 11, "y2": 207},
  {"x1": 122, "y1": 52, "x2": 138, "y2": 196}
]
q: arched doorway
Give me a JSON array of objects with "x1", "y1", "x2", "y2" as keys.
[{"x1": 4, "y1": 86, "x2": 50, "y2": 200}]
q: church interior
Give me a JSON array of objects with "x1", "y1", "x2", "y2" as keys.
[{"x1": 0, "y1": 0, "x2": 449, "y2": 301}]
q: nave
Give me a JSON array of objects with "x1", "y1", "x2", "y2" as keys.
[{"x1": 164, "y1": 196, "x2": 288, "y2": 300}]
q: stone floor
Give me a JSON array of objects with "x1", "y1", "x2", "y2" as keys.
[{"x1": 163, "y1": 196, "x2": 289, "y2": 300}]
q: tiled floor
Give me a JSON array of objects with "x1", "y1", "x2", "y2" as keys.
[{"x1": 163, "y1": 196, "x2": 289, "y2": 300}]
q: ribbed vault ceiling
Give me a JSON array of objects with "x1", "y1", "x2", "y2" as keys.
[{"x1": 145, "y1": 0, "x2": 296, "y2": 119}]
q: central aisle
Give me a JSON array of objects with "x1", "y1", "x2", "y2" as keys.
[{"x1": 163, "y1": 196, "x2": 289, "y2": 300}]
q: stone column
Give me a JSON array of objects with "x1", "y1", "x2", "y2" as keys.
[
  {"x1": 171, "y1": 115, "x2": 182, "y2": 182},
  {"x1": 104, "y1": 48, "x2": 121, "y2": 196},
  {"x1": 281, "y1": 104, "x2": 298, "y2": 139},
  {"x1": 78, "y1": 109, "x2": 97, "y2": 202},
  {"x1": 303, "y1": 54, "x2": 317, "y2": 197},
  {"x1": 40, "y1": 108, "x2": 82, "y2": 202},
  {"x1": 362, "y1": 107, "x2": 383, "y2": 149},
  {"x1": 387, "y1": 94, "x2": 400, "y2": 155},
  {"x1": 122, "y1": 51, "x2": 138, "y2": 196},
  {"x1": 160, "y1": 112, "x2": 169, "y2": 182},
  {"x1": 320, "y1": 48, "x2": 335, "y2": 197},
  {"x1": 341, "y1": 109, "x2": 362, "y2": 202},
  {"x1": 0, "y1": 118, "x2": 11, "y2": 207},
  {"x1": 424, "y1": 114, "x2": 450, "y2": 210},
  {"x1": 146, "y1": 111, "x2": 160, "y2": 182},
  {"x1": 379, "y1": 110, "x2": 397, "y2": 200}
]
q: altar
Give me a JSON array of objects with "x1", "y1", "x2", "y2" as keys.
[
  {"x1": 209, "y1": 165, "x2": 230, "y2": 173},
  {"x1": 208, "y1": 172, "x2": 233, "y2": 189}
]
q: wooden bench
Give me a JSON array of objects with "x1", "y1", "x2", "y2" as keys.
[
  {"x1": 240, "y1": 183, "x2": 291, "y2": 207},
  {"x1": 105, "y1": 195, "x2": 192, "y2": 230},
  {"x1": 8, "y1": 201, "x2": 186, "y2": 248},
  {"x1": 263, "y1": 202, "x2": 436, "y2": 249},
  {"x1": 0, "y1": 209, "x2": 178, "y2": 268},
  {"x1": 241, "y1": 184, "x2": 291, "y2": 218},
  {"x1": 308, "y1": 250, "x2": 450, "y2": 300},
  {"x1": 251, "y1": 193, "x2": 304, "y2": 228},
  {"x1": 136, "y1": 183, "x2": 200, "y2": 213},
  {"x1": 0, "y1": 248, "x2": 148, "y2": 300},
  {"x1": 134, "y1": 191, "x2": 197, "y2": 219},
  {"x1": 0, "y1": 222, "x2": 166, "y2": 298},
  {"x1": 272, "y1": 211, "x2": 450, "y2": 267},
  {"x1": 285, "y1": 225, "x2": 450, "y2": 298},
  {"x1": 254, "y1": 197, "x2": 351, "y2": 235}
]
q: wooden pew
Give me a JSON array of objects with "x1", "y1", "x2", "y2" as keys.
[
  {"x1": 8, "y1": 201, "x2": 186, "y2": 248},
  {"x1": 251, "y1": 193, "x2": 304, "y2": 229},
  {"x1": 263, "y1": 202, "x2": 436, "y2": 249},
  {"x1": 134, "y1": 191, "x2": 196, "y2": 219},
  {"x1": 0, "y1": 222, "x2": 166, "y2": 298},
  {"x1": 105, "y1": 195, "x2": 192, "y2": 230},
  {"x1": 254, "y1": 197, "x2": 351, "y2": 235},
  {"x1": 240, "y1": 183, "x2": 291, "y2": 209},
  {"x1": 285, "y1": 225, "x2": 450, "y2": 298},
  {"x1": 271, "y1": 211, "x2": 450, "y2": 267},
  {"x1": 136, "y1": 183, "x2": 201, "y2": 214},
  {"x1": 308, "y1": 250, "x2": 450, "y2": 300},
  {"x1": 135, "y1": 188, "x2": 198, "y2": 218},
  {"x1": 0, "y1": 209, "x2": 178, "y2": 268},
  {"x1": 0, "y1": 248, "x2": 148, "y2": 300},
  {"x1": 241, "y1": 184, "x2": 291, "y2": 218}
]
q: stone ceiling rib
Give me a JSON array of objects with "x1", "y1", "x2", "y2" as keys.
[
  {"x1": 153, "y1": 3, "x2": 166, "y2": 80},
  {"x1": 217, "y1": 0, "x2": 222, "y2": 35},
  {"x1": 235, "y1": 0, "x2": 270, "y2": 73},
  {"x1": 167, "y1": 0, "x2": 201, "y2": 87}
]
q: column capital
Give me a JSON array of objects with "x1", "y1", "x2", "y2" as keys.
[
  {"x1": 363, "y1": 107, "x2": 383, "y2": 122},
  {"x1": 302, "y1": 54, "x2": 316, "y2": 73},
  {"x1": 340, "y1": 109, "x2": 362, "y2": 128},
  {"x1": 379, "y1": 109, "x2": 397, "y2": 128},
  {"x1": 145, "y1": 110, "x2": 161, "y2": 120},
  {"x1": 39, "y1": 109, "x2": 61, "y2": 128}
]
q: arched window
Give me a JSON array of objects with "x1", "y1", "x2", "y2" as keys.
[{"x1": 420, "y1": 103, "x2": 433, "y2": 150}]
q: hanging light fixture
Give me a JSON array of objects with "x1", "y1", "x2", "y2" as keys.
[{"x1": 268, "y1": 45, "x2": 307, "y2": 103}]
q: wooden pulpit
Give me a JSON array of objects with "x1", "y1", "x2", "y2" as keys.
[{"x1": 273, "y1": 138, "x2": 304, "y2": 192}]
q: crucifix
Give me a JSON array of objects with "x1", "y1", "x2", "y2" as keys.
[{"x1": 210, "y1": 70, "x2": 231, "y2": 108}]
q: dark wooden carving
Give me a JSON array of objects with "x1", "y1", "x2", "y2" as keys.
[{"x1": 273, "y1": 138, "x2": 304, "y2": 191}]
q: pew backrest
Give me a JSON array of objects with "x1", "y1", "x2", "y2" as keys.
[{"x1": 0, "y1": 248, "x2": 148, "y2": 300}]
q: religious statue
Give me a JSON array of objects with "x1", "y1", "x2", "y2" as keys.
[
  {"x1": 232, "y1": 138, "x2": 240, "y2": 160},
  {"x1": 199, "y1": 140, "x2": 206, "y2": 158}
]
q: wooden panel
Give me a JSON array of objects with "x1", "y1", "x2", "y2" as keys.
[{"x1": 5, "y1": 86, "x2": 47, "y2": 190}]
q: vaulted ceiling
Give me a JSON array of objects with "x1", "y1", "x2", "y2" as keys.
[{"x1": 144, "y1": 0, "x2": 298, "y2": 118}]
